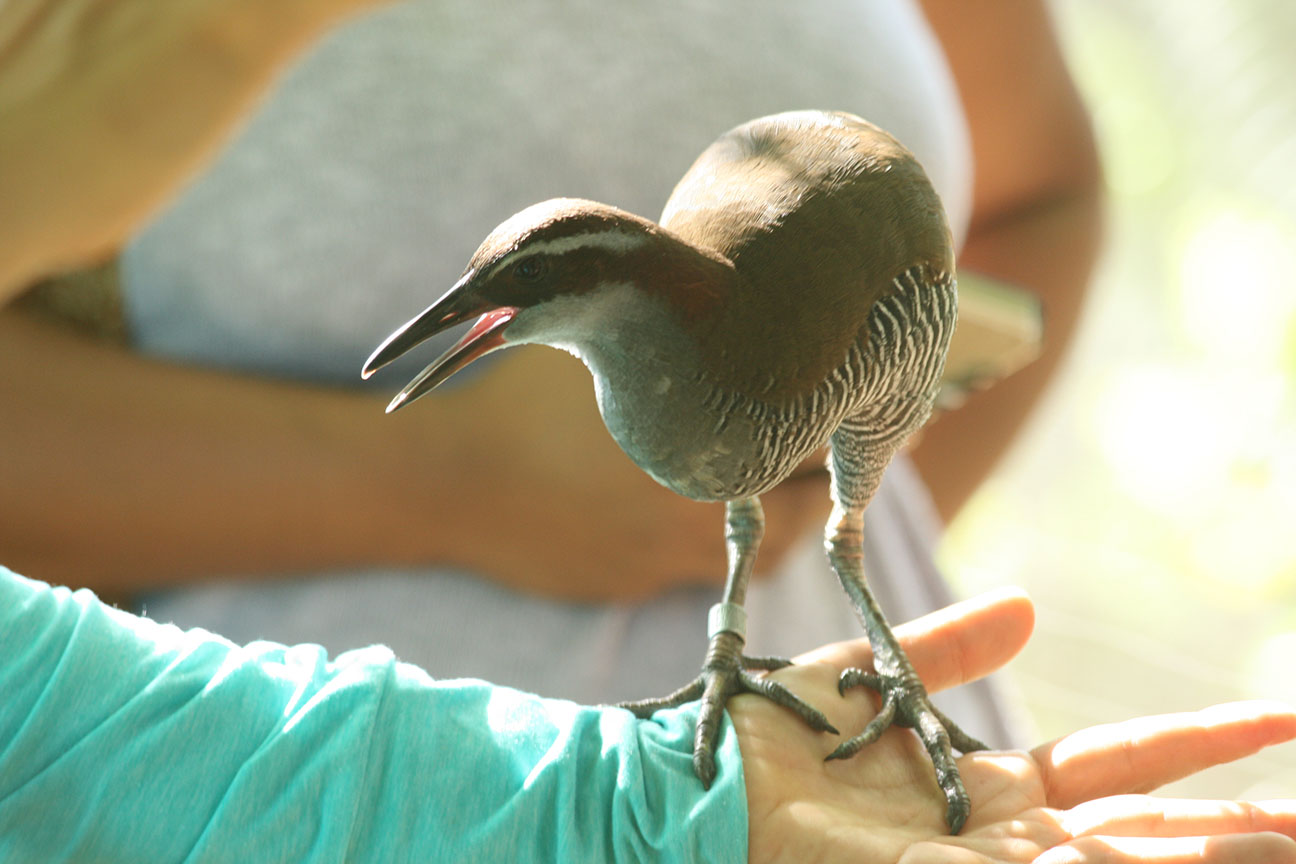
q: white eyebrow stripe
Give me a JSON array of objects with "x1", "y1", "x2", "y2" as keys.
[{"x1": 525, "y1": 230, "x2": 649, "y2": 258}]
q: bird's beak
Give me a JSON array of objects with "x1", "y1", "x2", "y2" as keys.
[{"x1": 361, "y1": 271, "x2": 517, "y2": 413}]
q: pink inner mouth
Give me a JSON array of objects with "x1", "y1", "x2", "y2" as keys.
[{"x1": 458, "y1": 307, "x2": 517, "y2": 348}]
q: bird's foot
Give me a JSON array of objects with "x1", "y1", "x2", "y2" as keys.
[
  {"x1": 829, "y1": 667, "x2": 987, "y2": 834},
  {"x1": 618, "y1": 632, "x2": 838, "y2": 788}
]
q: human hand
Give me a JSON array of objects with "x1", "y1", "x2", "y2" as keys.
[{"x1": 733, "y1": 588, "x2": 1296, "y2": 863}]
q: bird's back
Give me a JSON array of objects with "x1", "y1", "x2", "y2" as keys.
[{"x1": 659, "y1": 111, "x2": 954, "y2": 403}]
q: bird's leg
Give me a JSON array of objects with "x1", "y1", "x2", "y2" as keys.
[
  {"x1": 618, "y1": 496, "x2": 838, "y2": 787},
  {"x1": 823, "y1": 499, "x2": 987, "y2": 833},
  {"x1": 824, "y1": 428, "x2": 986, "y2": 834}
]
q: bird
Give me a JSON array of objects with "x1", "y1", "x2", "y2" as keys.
[{"x1": 362, "y1": 110, "x2": 984, "y2": 832}]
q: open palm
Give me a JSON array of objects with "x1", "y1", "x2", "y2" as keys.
[{"x1": 731, "y1": 589, "x2": 1296, "y2": 864}]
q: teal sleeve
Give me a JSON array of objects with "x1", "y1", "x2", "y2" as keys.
[{"x1": 0, "y1": 567, "x2": 747, "y2": 863}]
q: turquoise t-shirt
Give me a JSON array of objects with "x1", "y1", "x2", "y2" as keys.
[{"x1": 0, "y1": 567, "x2": 746, "y2": 862}]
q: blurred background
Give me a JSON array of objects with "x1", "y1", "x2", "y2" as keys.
[{"x1": 943, "y1": 0, "x2": 1296, "y2": 798}]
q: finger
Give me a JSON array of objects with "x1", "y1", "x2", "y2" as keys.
[
  {"x1": 1060, "y1": 794, "x2": 1296, "y2": 841},
  {"x1": 1035, "y1": 832, "x2": 1296, "y2": 864},
  {"x1": 1035, "y1": 701, "x2": 1296, "y2": 809},
  {"x1": 793, "y1": 586, "x2": 1035, "y2": 693}
]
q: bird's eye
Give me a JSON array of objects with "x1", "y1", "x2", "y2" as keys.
[{"x1": 513, "y1": 257, "x2": 547, "y2": 282}]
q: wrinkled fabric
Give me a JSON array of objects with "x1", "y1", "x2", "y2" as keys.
[{"x1": 0, "y1": 567, "x2": 745, "y2": 863}]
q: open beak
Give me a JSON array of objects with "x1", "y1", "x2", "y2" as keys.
[{"x1": 361, "y1": 272, "x2": 517, "y2": 413}]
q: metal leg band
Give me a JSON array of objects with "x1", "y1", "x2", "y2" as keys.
[{"x1": 707, "y1": 602, "x2": 747, "y2": 641}]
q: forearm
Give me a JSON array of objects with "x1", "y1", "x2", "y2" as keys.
[
  {"x1": 912, "y1": 186, "x2": 1101, "y2": 521},
  {"x1": 0, "y1": 0, "x2": 388, "y2": 297},
  {"x1": 1, "y1": 309, "x2": 823, "y2": 600},
  {"x1": 914, "y1": 0, "x2": 1103, "y2": 523},
  {"x1": 0, "y1": 566, "x2": 745, "y2": 862},
  {"x1": 0, "y1": 309, "x2": 480, "y2": 593}
]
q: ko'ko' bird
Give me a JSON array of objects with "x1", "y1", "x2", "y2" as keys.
[{"x1": 362, "y1": 110, "x2": 984, "y2": 832}]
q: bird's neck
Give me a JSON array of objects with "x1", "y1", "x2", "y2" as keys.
[
  {"x1": 507, "y1": 279, "x2": 705, "y2": 385},
  {"x1": 500, "y1": 240, "x2": 741, "y2": 454},
  {"x1": 503, "y1": 222, "x2": 738, "y2": 368},
  {"x1": 596, "y1": 224, "x2": 736, "y2": 338}
]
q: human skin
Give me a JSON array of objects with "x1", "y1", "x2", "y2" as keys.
[
  {"x1": 910, "y1": 0, "x2": 1103, "y2": 522},
  {"x1": 0, "y1": 0, "x2": 392, "y2": 288},
  {"x1": 740, "y1": 589, "x2": 1296, "y2": 863}
]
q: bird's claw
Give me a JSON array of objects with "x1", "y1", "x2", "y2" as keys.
[
  {"x1": 618, "y1": 632, "x2": 837, "y2": 788},
  {"x1": 830, "y1": 667, "x2": 987, "y2": 834}
]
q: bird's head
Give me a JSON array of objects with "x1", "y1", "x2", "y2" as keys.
[{"x1": 362, "y1": 198, "x2": 728, "y2": 412}]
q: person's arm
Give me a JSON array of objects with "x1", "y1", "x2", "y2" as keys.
[
  {"x1": 913, "y1": 0, "x2": 1104, "y2": 523},
  {"x1": 5, "y1": 567, "x2": 1291, "y2": 862},
  {"x1": 0, "y1": 0, "x2": 393, "y2": 296},
  {"x1": 0, "y1": 306, "x2": 827, "y2": 600},
  {"x1": 0, "y1": 564, "x2": 746, "y2": 862}
]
